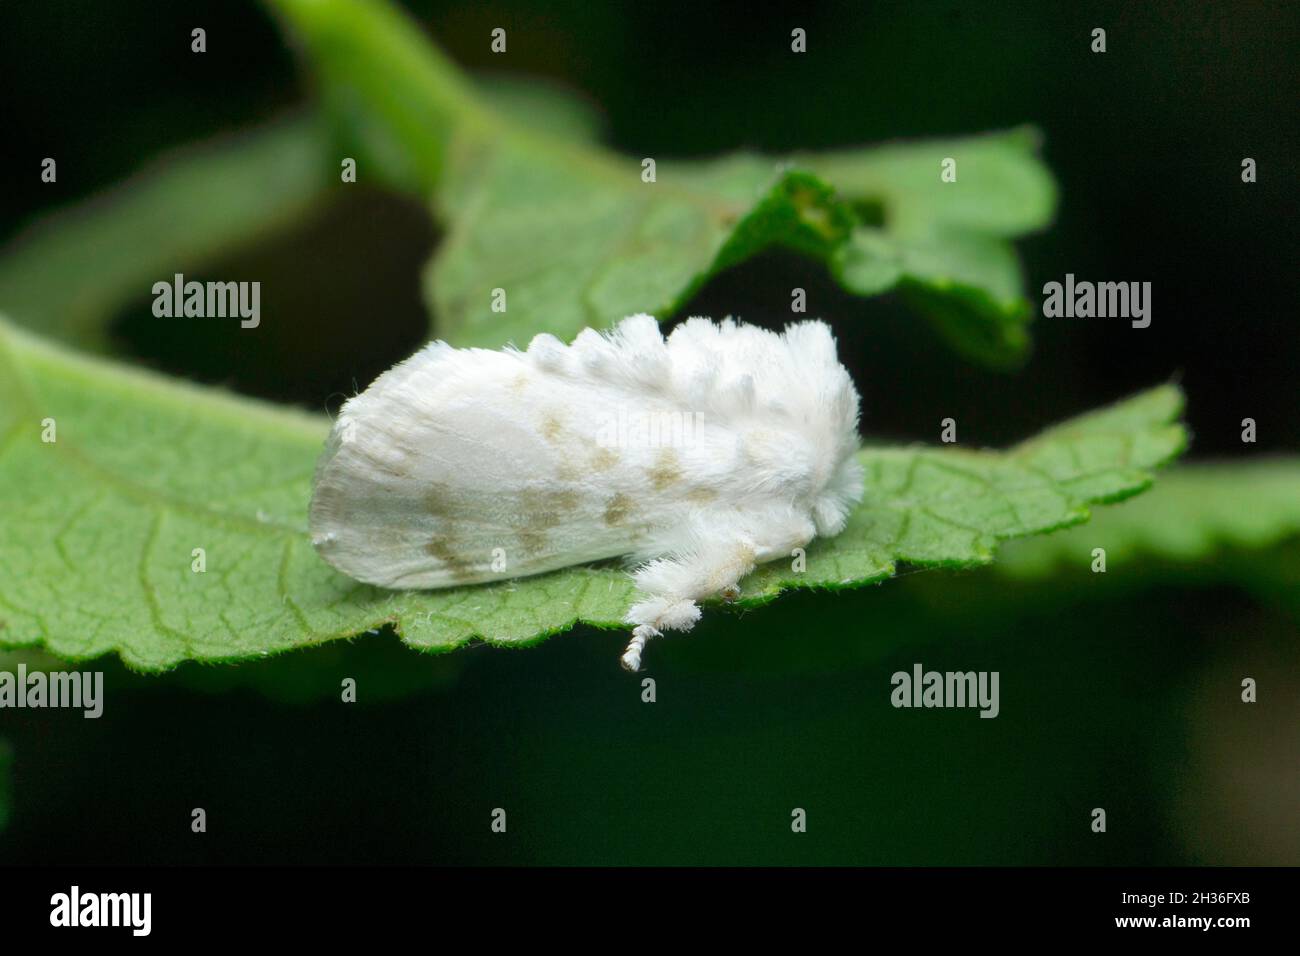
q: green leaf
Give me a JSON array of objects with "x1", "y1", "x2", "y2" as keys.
[
  {"x1": 0, "y1": 115, "x2": 332, "y2": 352},
  {"x1": 472, "y1": 74, "x2": 605, "y2": 144},
  {"x1": 740, "y1": 383, "x2": 1187, "y2": 596},
  {"x1": 797, "y1": 126, "x2": 1055, "y2": 237},
  {"x1": 0, "y1": 639, "x2": 462, "y2": 708},
  {"x1": 997, "y1": 459, "x2": 1300, "y2": 573},
  {"x1": 808, "y1": 128, "x2": 1053, "y2": 364},
  {"x1": 428, "y1": 153, "x2": 859, "y2": 350},
  {"x1": 268, "y1": 0, "x2": 1055, "y2": 363},
  {"x1": 0, "y1": 72, "x2": 609, "y2": 355},
  {"x1": 0, "y1": 313, "x2": 1183, "y2": 669},
  {"x1": 0, "y1": 0, "x2": 1054, "y2": 367}
]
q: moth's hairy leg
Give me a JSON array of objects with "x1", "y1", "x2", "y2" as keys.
[
  {"x1": 620, "y1": 624, "x2": 660, "y2": 674},
  {"x1": 621, "y1": 536, "x2": 759, "y2": 671},
  {"x1": 619, "y1": 510, "x2": 819, "y2": 671}
]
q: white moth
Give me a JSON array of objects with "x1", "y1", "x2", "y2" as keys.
[{"x1": 310, "y1": 314, "x2": 864, "y2": 670}]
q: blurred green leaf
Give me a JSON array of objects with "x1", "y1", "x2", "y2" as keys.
[
  {"x1": 473, "y1": 74, "x2": 605, "y2": 143},
  {"x1": 0, "y1": 1, "x2": 1054, "y2": 367},
  {"x1": 997, "y1": 460, "x2": 1300, "y2": 618},
  {"x1": 0, "y1": 69, "x2": 611, "y2": 357},
  {"x1": 998, "y1": 459, "x2": 1300, "y2": 573},
  {"x1": 810, "y1": 128, "x2": 1053, "y2": 364},
  {"x1": 0, "y1": 313, "x2": 1181, "y2": 669},
  {"x1": 269, "y1": 0, "x2": 1055, "y2": 363},
  {"x1": 743, "y1": 383, "x2": 1187, "y2": 596},
  {"x1": 430, "y1": 155, "x2": 858, "y2": 350},
  {"x1": 798, "y1": 127, "x2": 1055, "y2": 237},
  {"x1": 0, "y1": 115, "x2": 331, "y2": 351}
]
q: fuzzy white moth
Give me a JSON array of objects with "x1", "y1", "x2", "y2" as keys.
[{"x1": 310, "y1": 315, "x2": 863, "y2": 670}]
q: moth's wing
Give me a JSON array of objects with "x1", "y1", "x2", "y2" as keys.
[{"x1": 309, "y1": 343, "x2": 635, "y2": 589}]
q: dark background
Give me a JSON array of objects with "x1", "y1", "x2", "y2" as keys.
[{"x1": 0, "y1": 0, "x2": 1295, "y2": 864}]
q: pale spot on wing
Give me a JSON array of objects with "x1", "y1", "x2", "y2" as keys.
[
  {"x1": 590, "y1": 447, "x2": 620, "y2": 471},
  {"x1": 516, "y1": 528, "x2": 548, "y2": 555},
  {"x1": 424, "y1": 482, "x2": 457, "y2": 516},
  {"x1": 423, "y1": 534, "x2": 478, "y2": 582},
  {"x1": 648, "y1": 448, "x2": 682, "y2": 490},
  {"x1": 518, "y1": 488, "x2": 581, "y2": 527},
  {"x1": 540, "y1": 412, "x2": 564, "y2": 443},
  {"x1": 512, "y1": 487, "x2": 583, "y2": 557},
  {"x1": 603, "y1": 492, "x2": 634, "y2": 526}
]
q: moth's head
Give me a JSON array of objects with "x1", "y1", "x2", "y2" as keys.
[
  {"x1": 740, "y1": 407, "x2": 862, "y2": 537},
  {"x1": 812, "y1": 451, "x2": 864, "y2": 536},
  {"x1": 670, "y1": 316, "x2": 865, "y2": 535},
  {"x1": 783, "y1": 323, "x2": 863, "y2": 534}
]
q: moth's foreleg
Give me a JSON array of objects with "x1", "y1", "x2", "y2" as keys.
[
  {"x1": 618, "y1": 511, "x2": 819, "y2": 671},
  {"x1": 620, "y1": 536, "x2": 759, "y2": 671}
]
